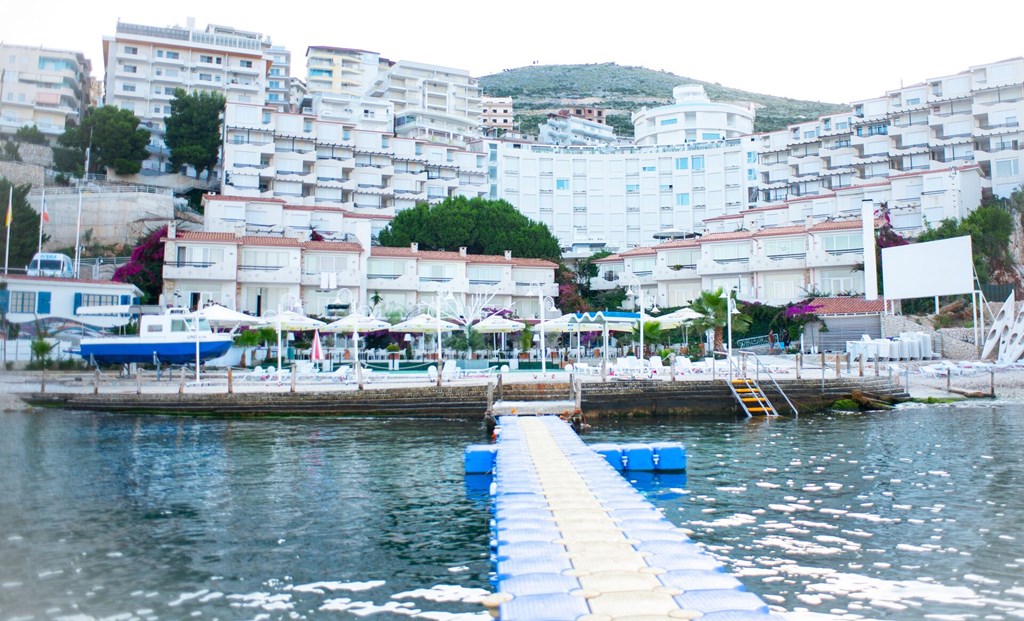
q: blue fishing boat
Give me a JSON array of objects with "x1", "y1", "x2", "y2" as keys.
[{"x1": 78, "y1": 308, "x2": 234, "y2": 365}]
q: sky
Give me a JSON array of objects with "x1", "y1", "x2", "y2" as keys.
[{"x1": 3, "y1": 0, "x2": 1023, "y2": 105}]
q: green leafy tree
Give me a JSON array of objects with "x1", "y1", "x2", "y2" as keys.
[
  {"x1": 112, "y1": 225, "x2": 167, "y2": 302},
  {"x1": 0, "y1": 178, "x2": 48, "y2": 269},
  {"x1": 233, "y1": 329, "x2": 261, "y2": 367},
  {"x1": 59, "y1": 106, "x2": 150, "y2": 175},
  {"x1": 377, "y1": 197, "x2": 561, "y2": 262},
  {"x1": 916, "y1": 202, "x2": 1016, "y2": 284},
  {"x1": 688, "y1": 288, "x2": 752, "y2": 352},
  {"x1": 2, "y1": 141, "x2": 21, "y2": 162},
  {"x1": 15, "y1": 125, "x2": 48, "y2": 145},
  {"x1": 164, "y1": 89, "x2": 226, "y2": 179}
]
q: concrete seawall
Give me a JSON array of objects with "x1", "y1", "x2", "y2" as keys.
[{"x1": 16, "y1": 374, "x2": 909, "y2": 417}]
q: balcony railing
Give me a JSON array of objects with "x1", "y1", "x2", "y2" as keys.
[
  {"x1": 239, "y1": 265, "x2": 285, "y2": 271},
  {"x1": 169, "y1": 261, "x2": 215, "y2": 268}
]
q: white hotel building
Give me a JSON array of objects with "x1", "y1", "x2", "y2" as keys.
[{"x1": 202, "y1": 57, "x2": 1021, "y2": 312}]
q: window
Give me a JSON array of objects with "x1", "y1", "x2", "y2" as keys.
[
  {"x1": 124, "y1": 46, "x2": 138, "y2": 55},
  {"x1": 822, "y1": 233, "x2": 862, "y2": 254},
  {"x1": 263, "y1": 111, "x2": 272, "y2": 124},
  {"x1": 626, "y1": 184, "x2": 639, "y2": 193},
  {"x1": 692, "y1": 156, "x2": 705, "y2": 171},
  {"x1": 156, "y1": 50, "x2": 163, "y2": 58},
  {"x1": 995, "y1": 158, "x2": 1021, "y2": 177},
  {"x1": 269, "y1": 80, "x2": 281, "y2": 89},
  {"x1": 675, "y1": 193, "x2": 690, "y2": 206},
  {"x1": 240, "y1": 60, "x2": 253, "y2": 68},
  {"x1": 9, "y1": 291, "x2": 35, "y2": 313},
  {"x1": 122, "y1": 84, "x2": 136, "y2": 92},
  {"x1": 200, "y1": 55, "x2": 213, "y2": 64},
  {"x1": 305, "y1": 254, "x2": 348, "y2": 274},
  {"x1": 660, "y1": 184, "x2": 673, "y2": 192},
  {"x1": 747, "y1": 168, "x2": 756, "y2": 181},
  {"x1": 199, "y1": 73, "x2": 212, "y2": 82},
  {"x1": 702, "y1": 132, "x2": 721, "y2": 141},
  {"x1": 80, "y1": 293, "x2": 117, "y2": 308},
  {"x1": 660, "y1": 118, "x2": 678, "y2": 126},
  {"x1": 762, "y1": 238, "x2": 805, "y2": 256},
  {"x1": 123, "y1": 64, "x2": 137, "y2": 73},
  {"x1": 556, "y1": 178, "x2": 569, "y2": 190},
  {"x1": 642, "y1": 165, "x2": 656, "y2": 172},
  {"x1": 711, "y1": 243, "x2": 750, "y2": 262},
  {"x1": 674, "y1": 157, "x2": 688, "y2": 170},
  {"x1": 166, "y1": 51, "x2": 180, "y2": 60},
  {"x1": 304, "y1": 120, "x2": 313, "y2": 132},
  {"x1": 747, "y1": 152, "x2": 757, "y2": 163}
]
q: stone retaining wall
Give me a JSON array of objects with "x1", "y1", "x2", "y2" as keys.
[
  {"x1": 20, "y1": 376, "x2": 909, "y2": 418},
  {"x1": 881, "y1": 314, "x2": 979, "y2": 360}
]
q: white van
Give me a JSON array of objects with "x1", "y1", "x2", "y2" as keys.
[{"x1": 26, "y1": 253, "x2": 74, "y2": 278}]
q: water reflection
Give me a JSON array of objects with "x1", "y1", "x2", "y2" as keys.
[{"x1": 583, "y1": 404, "x2": 1024, "y2": 619}]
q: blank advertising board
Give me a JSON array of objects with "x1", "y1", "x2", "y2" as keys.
[{"x1": 881, "y1": 235, "x2": 974, "y2": 299}]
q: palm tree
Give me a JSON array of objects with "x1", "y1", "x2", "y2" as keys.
[
  {"x1": 688, "y1": 288, "x2": 752, "y2": 353},
  {"x1": 629, "y1": 320, "x2": 664, "y2": 358}
]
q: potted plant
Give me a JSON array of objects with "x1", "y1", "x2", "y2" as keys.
[
  {"x1": 386, "y1": 343, "x2": 401, "y2": 359},
  {"x1": 518, "y1": 327, "x2": 533, "y2": 360}
]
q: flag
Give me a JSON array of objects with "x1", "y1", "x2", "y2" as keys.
[
  {"x1": 4, "y1": 187, "x2": 11, "y2": 228},
  {"x1": 41, "y1": 193, "x2": 49, "y2": 224}
]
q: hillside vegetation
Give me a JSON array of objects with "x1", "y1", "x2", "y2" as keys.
[{"x1": 479, "y1": 63, "x2": 847, "y2": 136}]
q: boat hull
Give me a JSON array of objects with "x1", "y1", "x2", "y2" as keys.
[{"x1": 79, "y1": 336, "x2": 234, "y2": 365}]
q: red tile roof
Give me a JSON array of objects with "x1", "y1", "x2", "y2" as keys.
[
  {"x1": 240, "y1": 235, "x2": 302, "y2": 247},
  {"x1": 700, "y1": 231, "x2": 754, "y2": 242},
  {"x1": 653, "y1": 239, "x2": 700, "y2": 249},
  {"x1": 168, "y1": 232, "x2": 238, "y2": 243},
  {"x1": 702, "y1": 213, "x2": 743, "y2": 222},
  {"x1": 809, "y1": 218, "x2": 884, "y2": 232},
  {"x1": 303, "y1": 241, "x2": 363, "y2": 252},
  {"x1": 594, "y1": 253, "x2": 624, "y2": 263},
  {"x1": 753, "y1": 226, "x2": 807, "y2": 238},
  {"x1": 2, "y1": 274, "x2": 142, "y2": 288},
  {"x1": 620, "y1": 247, "x2": 657, "y2": 257},
  {"x1": 807, "y1": 297, "x2": 886, "y2": 315},
  {"x1": 203, "y1": 194, "x2": 285, "y2": 204},
  {"x1": 369, "y1": 246, "x2": 557, "y2": 268}
]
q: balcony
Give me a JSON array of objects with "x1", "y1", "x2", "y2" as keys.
[{"x1": 163, "y1": 260, "x2": 236, "y2": 282}]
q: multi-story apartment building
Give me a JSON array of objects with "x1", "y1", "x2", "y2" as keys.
[
  {"x1": 265, "y1": 45, "x2": 292, "y2": 112},
  {"x1": 538, "y1": 111, "x2": 617, "y2": 146},
  {"x1": 563, "y1": 106, "x2": 607, "y2": 125},
  {"x1": 161, "y1": 195, "x2": 558, "y2": 316},
  {"x1": 590, "y1": 163, "x2": 983, "y2": 307},
  {"x1": 482, "y1": 96, "x2": 514, "y2": 136},
  {"x1": 304, "y1": 46, "x2": 387, "y2": 98},
  {"x1": 221, "y1": 98, "x2": 488, "y2": 234},
  {"x1": 367, "y1": 60, "x2": 482, "y2": 147},
  {"x1": 102, "y1": 19, "x2": 273, "y2": 172},
  {"x1": 632, "y1": 85, "x2": 756, "y2": 147},
  {"x1": 480, "y1": 135, "x2": 761, "y2": 253},
  {"x1": 751, "y1": 57, "x2": 1024, "y2": 207},
  {"x1": 0, "y1": 43, "x2": 92, "y2": 140}
]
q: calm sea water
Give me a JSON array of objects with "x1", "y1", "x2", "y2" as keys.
[{"x1": 1, "y1": 403, "x2": 1023, "y2": 620}]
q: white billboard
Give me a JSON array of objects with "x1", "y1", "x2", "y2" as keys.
[{"x1": 881, "y1": 236, "x2": 974, "y2": 299}]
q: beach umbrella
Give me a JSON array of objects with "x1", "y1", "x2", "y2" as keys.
[
  {"x1": 264, "y1": 310, "x2": 326, "y2": 378},
  {"x1": 651, "y1": 307, "x2": 702, "y2": 329},
  {"x1": 310, "y1": 329, "x2": 324, "y2": 364},
  {"x1": 389, "y1": 313, "x2": 461, "y2": 334},
  {"x1": 473, "y1": 313, "x2": 526, "y2": 355},
  {"x1": 323, "y1": 313, "x2": 391, "y2": 388},
  {"x1": 572, "y1": 311, "x2": 641, "y2": 363},
  {"x1": 195, "y1": 304, "x2": 266, "y2": 332},
  {"x1": 473, "y1": 314, "x2": 526, "y2": 333}
]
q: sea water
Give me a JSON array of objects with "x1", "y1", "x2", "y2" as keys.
[{"x1": 1, "y1": 403, "x2": 1022, "y2": 620}]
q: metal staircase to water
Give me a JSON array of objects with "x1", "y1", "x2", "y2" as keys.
[
  {"x1": 723, "y1": 351, "x2": 798, "y2": 417},
  {"x1": 728, "y1": 377, "x2": 778, "y2": 416}
]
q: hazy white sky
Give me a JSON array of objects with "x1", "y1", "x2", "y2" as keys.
[{"x1": 4, "y1": 0, "x2": 1022, "y2": 104}]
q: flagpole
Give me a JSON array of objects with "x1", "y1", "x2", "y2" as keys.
[
  {"x1": 37, "y1": 186, "x2": 45, "y2": 260},
  {"x1": 74, "y1": 134, "x2": 91, "y2": 279},
  {"x1": 4, "y1": 185, "x2": 11, "y2": 275}
]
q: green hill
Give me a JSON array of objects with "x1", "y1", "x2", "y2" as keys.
[{"x1": 479, "y1": 63, "x2": 847, "y2": 136}]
